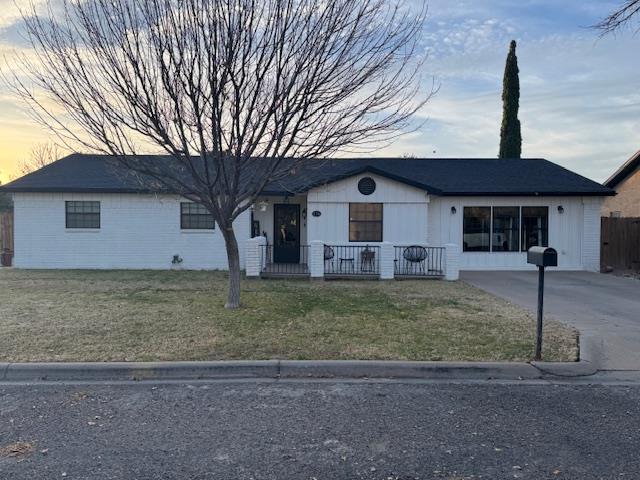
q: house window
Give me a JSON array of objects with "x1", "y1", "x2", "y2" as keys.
[
  {"x1": 65, "y1": 201, "x2": 100, "y2": 229},
  {"x1": 463, "y1": 207, "x2": 491, "y2": 252},
  {"x1": 521, "y1": 207, "x2": 548, "y2": 251},
  {"x1": 180, "y1": 202, "x2": 215, "y2": 230},
  {"x1": 492, "y1": 207, "x2": 520, "y2": 252},
  {"x1": 349, "y1": 203, "x2": 382, "y2": 242}
]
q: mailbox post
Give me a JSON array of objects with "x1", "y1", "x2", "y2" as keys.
[{"x1": 527, "y1": 247, "x2": 558, "y2": 361}]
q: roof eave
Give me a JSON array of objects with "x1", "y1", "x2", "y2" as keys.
[
  {"x1": 604, "y1": 150, "x2": 640, "y2": 188},
  {"x1": 0, "y1": 187, "x2": 168, "y2": 194},
  {"x1": 260, "y1": 164, "x2": 444, "y2": 196},
  {"x1": 439, "y1": 191, "x2": 615, "y2": 197}
]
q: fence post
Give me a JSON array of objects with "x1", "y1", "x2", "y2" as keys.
[
  {"x1": 444, "y1": 243, "x2": 460, "y2": 281},
  {"x1": 245, "y1": 236, "x2": 266, "y2": 277},
  {"x1": 309, "y1": 241, "x2": 324, "y2": 279},
  {"x1": 380, "y1": 242, "x2": 395, "y2": 280}
]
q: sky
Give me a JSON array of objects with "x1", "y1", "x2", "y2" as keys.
[{"x1": 0, "y1": 0, "x2": 638, "y2": 184}]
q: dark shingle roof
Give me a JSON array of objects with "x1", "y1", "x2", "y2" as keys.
[{"x1": 1, "y1": 153, "x2": 614, "y2": 197}]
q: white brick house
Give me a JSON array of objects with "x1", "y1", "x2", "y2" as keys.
[{"x1": 1, "y1": 154, "x2": 613, "y2": 278}]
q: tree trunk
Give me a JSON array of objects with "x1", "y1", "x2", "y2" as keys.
[{"x1": 222, "y1": 225, "x2": 241, "y2": 309}]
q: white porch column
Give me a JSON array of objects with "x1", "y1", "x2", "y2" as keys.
[
  {"x1": 245, "y1": 236, "x2": 266, "y2": 277},
  {"x1": 309, "y1": 241, "x2": 325, "y2": 279},
  {"x1": 444, "y1": 243, "x2": 460, "y2": 281},
  {"x1": 380, "y1": 242, "x2": 395, "y2": 280},
  {"x1": 582, "y1": 197, "x2": 603, "y2": 272}
]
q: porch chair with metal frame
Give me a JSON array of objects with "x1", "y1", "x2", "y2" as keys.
[{"x1": 402, "y1": 245, "x2": 428, "y2": 275}]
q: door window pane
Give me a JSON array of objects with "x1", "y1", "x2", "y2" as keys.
[
  {"x1": 349, "y1": 203, "x2": 382, "y2": 242},
  {"x1": 275, "y1": 206, "x2": 299, "y2": 247},
  {"x1": 492, "y1": 207, "x2": 520, "y2": 252},
  {"x1": 463, "y1": 207, "x2": 490, "y2": 252},
  {"x1": 521, "y1": 207, "x2": 548, "y2": 251}
]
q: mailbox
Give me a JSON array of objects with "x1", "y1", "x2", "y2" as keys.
[
  {"x1": 527, "y1": 246, "x2": 558, "y2": 361},
  {"x1": 527, "y1": 246, "x2": 557, "y2": 267}
]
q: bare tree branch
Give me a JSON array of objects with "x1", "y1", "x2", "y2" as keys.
[
  {"x1": 19, "y1": 143, "x2": 62, "y2": 176},
  {"x1": 593, "y1": 0, "x2": 640, "y2": 35}
]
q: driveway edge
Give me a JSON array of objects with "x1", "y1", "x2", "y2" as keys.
[
  {"x1": 0, "y1": 359, "x2": 595, "y2": 382},
  {"x1": 530, "y1": 336, "x2": 600, "y2": 377}
]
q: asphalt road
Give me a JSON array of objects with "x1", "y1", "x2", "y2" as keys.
[
  {"x1": 1, "y1": 380, "x2": 639, "y2": 479},
  {"x1": 462, "y1": 271, "x2": 640, "y2": 370}
]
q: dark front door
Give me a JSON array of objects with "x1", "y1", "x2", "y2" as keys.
[{"x1": 273, "y1": 204, "x2": 300, "y2": 263}]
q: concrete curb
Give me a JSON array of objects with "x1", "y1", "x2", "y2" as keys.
[
  {"x1": 530, "y1": 336, "x2": 600, "y2": 378},
  {"x1": 0, "y1": 361, "x2": 280, "y2": 382},
  {"x1": 278, "y1": 360, "x2": 542, "y2": 380},
  {"x1": 0, "y1": 359, "x2": 596, "y2": 383}
]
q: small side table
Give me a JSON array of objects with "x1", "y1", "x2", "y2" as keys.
[{"x1": 339, "y1": 257, "x2": 355, "y2": 273}]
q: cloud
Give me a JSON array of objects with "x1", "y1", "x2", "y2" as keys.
[
  {"x1": 374, "y1": 0, "x2": 640, "y2": 182},
  {"x1": 0, "y1": 0, "x2": 639, "y2": 184}
]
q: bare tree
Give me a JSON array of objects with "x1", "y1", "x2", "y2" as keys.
[
  {"x1": 593, "y1": 0, "x2": 640, "y2": 35},
  {"x1": 7, "y1": 0, "x2": 432, "y2": 308},
  {"x1": 19, "y1": 143, "x2": 61, "y2": 176}
]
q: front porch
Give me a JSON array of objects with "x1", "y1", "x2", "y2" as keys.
[
  {"x1": 247, "y1": 186, "x2": 457, "y2": 281},
  {"x1": 246, "y1": 238, "x2": 457, "y2": 281}
]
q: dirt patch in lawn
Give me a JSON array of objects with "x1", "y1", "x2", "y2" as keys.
[{"x1": 0, "y1": 269, "x2": 578, "y2": 362}]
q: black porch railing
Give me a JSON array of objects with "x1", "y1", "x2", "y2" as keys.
[
  {"x1": 324, "y1": 245, "x2": 380, "y2": 276},
  {"x1": 260, "y1": 244, "x2": 309, "y2": 276},
  {"x1": 394, "y1": 245, "x2": 444, "y2": 277}
]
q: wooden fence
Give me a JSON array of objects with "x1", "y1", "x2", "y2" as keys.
[
  {"x1": 601, "y1": 217, "x2": 640, "y2": 271},
  {"x1": 0, "y1": 211, "x2": 13, "y2": 253}
]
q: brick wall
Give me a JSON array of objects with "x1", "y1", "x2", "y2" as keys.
[
  {"x1": 13, "y1": 193, "x2": 250, "y2": 270},
  {"x1": 602, "y1": 166, "x2": 640, "y2": 218}
]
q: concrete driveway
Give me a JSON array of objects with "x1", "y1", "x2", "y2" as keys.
[{"x1": 461, "y1": 271, "x2": 640, "y2": 371}]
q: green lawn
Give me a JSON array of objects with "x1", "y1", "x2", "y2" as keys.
[{"x1": 0, "y1": 269, "x2": 578, "y2": 362}]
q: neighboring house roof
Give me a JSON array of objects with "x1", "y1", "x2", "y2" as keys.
[
  {"x1": 604, "y1": 150, "x2": 640, "y2": 189},
  {"x1": 1, "y1": 153, "x2": 614, "y2": 197}
]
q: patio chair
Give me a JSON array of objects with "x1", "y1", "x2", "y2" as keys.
[
  {"x1": 402, "y1": 245, "x2": 428, "y2": 275},
  {"x1": 324, "y1": 245, "x2": 335, "y2": 271},
  {"x1": 360, "y1": 246, "x2": 376, "y2": 273}
]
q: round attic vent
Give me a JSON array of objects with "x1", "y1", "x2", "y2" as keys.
[{"x1": 358, "y1": 177, "x2": 376, "y2": 195}]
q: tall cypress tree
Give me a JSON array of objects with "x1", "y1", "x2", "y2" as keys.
[{"x1": 499, "y1": 40, "x2": 522, "y2": 158}]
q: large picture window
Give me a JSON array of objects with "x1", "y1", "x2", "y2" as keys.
[
  {"x1": 349, "y1": 203, "x2": 382, "y2": 242},
  {"x1": 463, "y1": 207, "x2": 491, "y2": 252},
  {"x1": 65, "y1": 201, "x2": 100, "y2": 229},
  {"x1": 463, "y1": 205, "x2": 549, "y2": 253},
  {"x1": 180, "y1": 202, "x2": 215, "y2": 230},
  {"x1": 521, "y1": 207, "x2": 548, "y2": 251},
  {"x1": 492, "y1": 207, "x2": 520, "y2": 252}
]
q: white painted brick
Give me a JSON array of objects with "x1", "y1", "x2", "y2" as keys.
[
  {"x1": 379, "y1": 242, "x2": 394, "y2": 280},
  {"x1": 445, "y1": 243, "x2": 460, "y2": 281},
  {"x1": 309, "y1": 240, "x2": 324, "y2": 278},
  {"x1": 13, "y1": 193, "x2": 250, "y2": 270},
  {"x1": 245, "y1": 236, "x2": 266, "y2": 277},
  {"x1": 581, "y1": 197, "x2": 603, "y2": 272}
]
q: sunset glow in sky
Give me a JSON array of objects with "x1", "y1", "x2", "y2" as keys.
[{"x1": 0, "y1": 0, "x2": 638, "y2": 184}]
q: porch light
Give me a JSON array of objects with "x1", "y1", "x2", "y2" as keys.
[
  {"x1": 258, "y1": 200, "x2": 268, "y2": 212},
  {"x1": 557, "y1": 205, "x2": 564, "y2": 214},
  {"x1": 451, "y1": 206, "x2": 457, "y2": 214}
]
